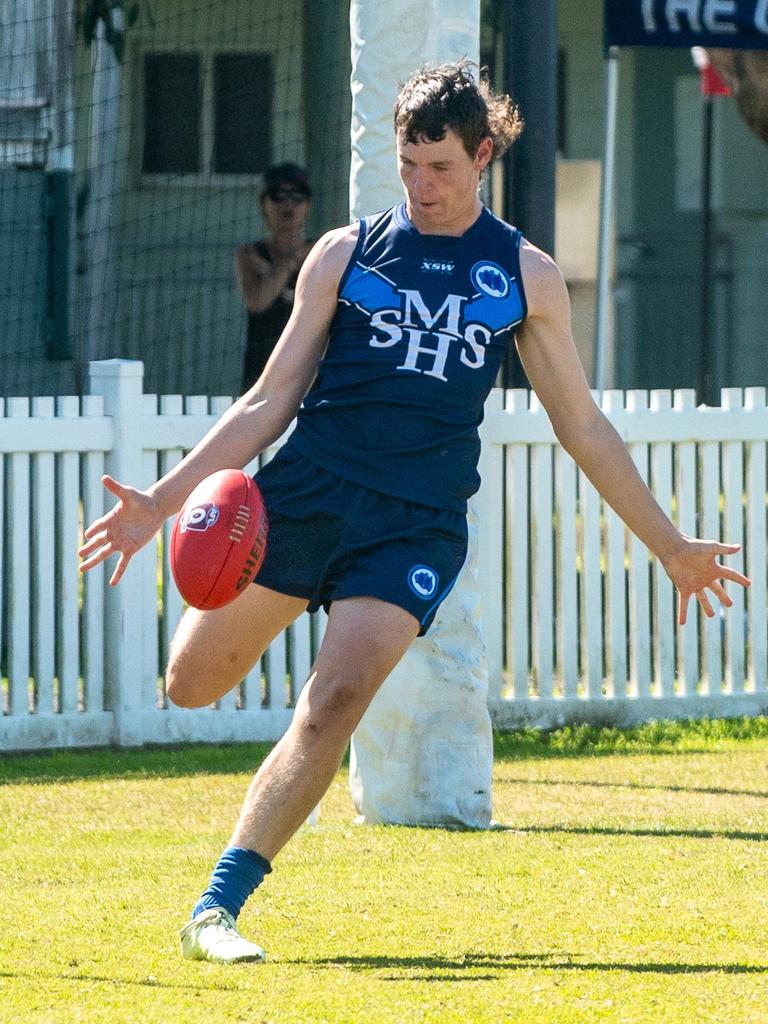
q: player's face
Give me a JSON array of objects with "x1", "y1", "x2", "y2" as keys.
[{"x1": 397, "y1": 129, "x2": 492, "y2": 235}]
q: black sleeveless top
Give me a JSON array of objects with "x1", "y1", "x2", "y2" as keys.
[{"x1": 242, "y1": 241, "x2": 300, "y2": 390}]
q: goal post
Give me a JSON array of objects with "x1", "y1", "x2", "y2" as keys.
[{"x1": 347, "y1": 0, "x2": 494, "y2": 829}]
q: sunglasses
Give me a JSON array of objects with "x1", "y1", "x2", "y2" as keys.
[{"x1": 266, "y1": 188, "x2": 309, "y2": 203}]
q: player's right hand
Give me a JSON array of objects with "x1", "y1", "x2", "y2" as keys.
[{"x1": 78, "y1": 474, "x2": 165, "y2": 586}]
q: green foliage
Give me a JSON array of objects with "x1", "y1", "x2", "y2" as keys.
[
  {"x1": 494, "y1": 716, "x2": 768, "y2": 760},
  {"x1": 78, "y1": 0, "x2": 150, "y2": 63}
]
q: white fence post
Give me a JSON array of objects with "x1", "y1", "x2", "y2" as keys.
[
  {"x1": 650, "y1": 390, "x2": 675, "y2": 696},
  {"x1": 721, "y1": 388, "x2": 747, "y2": 695},
  {"x1": 87, "y1": 359, "x2": 146, "y2": 746},
  {"x1": 745, "y1": 387, "x2": 767, "y2": 693},
  {"x1": 674, "y1": 389, "x2": 699, "y2": 696},
  {"x1": 505, "y1": 389, "x2": 531, "y2": 701},
  {"x1": 7, "y1": 398, "x2": 31, "y2": 717},
  {"x1": 477, "y1": 387, "x2": 505, "y2": 699}
]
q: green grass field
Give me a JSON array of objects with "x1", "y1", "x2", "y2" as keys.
[{"x1": 2, "y1": 720, "x2": 768, "y2": 1023}]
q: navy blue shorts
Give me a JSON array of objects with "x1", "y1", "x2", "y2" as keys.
[{"x1": 252, "y1": 446, "x2": 467, "y2": 636}]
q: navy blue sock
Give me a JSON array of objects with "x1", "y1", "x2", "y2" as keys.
[{"x1": 192, "y1": 846, "x2": 272, "y2": 921}]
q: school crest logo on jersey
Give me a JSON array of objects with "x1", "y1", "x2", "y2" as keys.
[
  {"x1": 408, "y1": 564, "x2": 439, "y2": 600},
  {"x1": 470, "y1": 260, "x2": 511, "y2": 300}
]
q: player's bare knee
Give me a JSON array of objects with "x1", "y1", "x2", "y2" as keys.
[
  {"x1": 165, "y1": 658, "x2": 199, "y2": 708},
  {"x1": 165, "y1": 649, "x2": 213, "y2": 708},
  {"x1": 295, "y1": 673, "x2": 372, "y2": 738},
  {"x1": 165, "y1": 623, "x2": 211, "y2": 707}
]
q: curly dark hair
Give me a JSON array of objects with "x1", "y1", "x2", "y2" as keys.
[{"x1": 393, "y1": 59, "x2": 523, "y2": 160}]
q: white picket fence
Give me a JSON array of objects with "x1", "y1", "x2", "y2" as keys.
[
  {"x1": 477, "y1": 385, "x2": 768, "y2": 729},
  {"x1": 1, "y1": 360, "x2": 767, "y2": 752}
]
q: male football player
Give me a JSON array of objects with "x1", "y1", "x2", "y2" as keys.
[{"x1": 80, "y1": 62, "x2": 749, "y2": 963}]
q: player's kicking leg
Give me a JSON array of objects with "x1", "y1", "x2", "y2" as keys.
[
  {"x1": 167, "y1": 582, "x2": 307, "y2": 963},
  {"x1": 165, "y1": 582, "x2": 308, "y2": 709},
  {"x1": 179, "y1": 595, "x2": 419, "y2": 963}
]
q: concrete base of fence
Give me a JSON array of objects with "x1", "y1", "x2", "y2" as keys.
[
  {"x1": 0, "y1": 712, "x2": 114, "y2": 752},
  {"x1": 0, "y1": 708, "x2": 295, "y2": 753},
  {"x1": 141, "y1": 708, "x2": 294, "y2": 745},
  {"x1": 489, "y1": 693, "x2": 768, "y2": 732}
]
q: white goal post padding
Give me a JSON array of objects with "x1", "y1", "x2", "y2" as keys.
[
  {"x1": 349, "y1": 0, "x2": 482, "y2": 220},
  {"x1": 347, "y1": 0, "x2": 493, "y2": 828}
]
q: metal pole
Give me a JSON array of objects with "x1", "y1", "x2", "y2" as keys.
[
  {"x1": 502, "y1": 0, "x2": 557, "y2": 251},
  {"x1": 699, "y1": 93, "x2": 715, "y2": 405},
  {"x1": 502, "y1": 0, "x2": 557, "y2": 387},
  {"x1": 594, "y1": 47, "x2": 620, "y2": 395}
]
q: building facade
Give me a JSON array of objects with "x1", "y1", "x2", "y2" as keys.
[{"x1": 1, "y1": 0, "x2": 766, "y2": 397}]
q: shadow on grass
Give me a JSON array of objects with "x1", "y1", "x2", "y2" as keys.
[
  {"x1": 290, "y1": 952, "x2": 768, "y2": 978},
  {"x1": 3, "y1": 952, "x2": 767, "y2": 992},
  {"x1": 496, "y1": 776, "x2": 768, "y2": 801},
  {"x1": 380, "y1": 816, "x2": 768, "y2": 842},
  {"x1": 0, "y1": 968, "x2": 247, "y2": 993},
  {"x1": 490, "y1": 823, "x2": 768, "y2": 843}
]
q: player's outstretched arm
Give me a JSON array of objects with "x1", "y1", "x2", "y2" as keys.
[
  {"x1": 516, "y1": 242, "x2": 750, "y2": 626},
  {"x1": 79, "y1": 224, "x2": 358, "y2": 585}
]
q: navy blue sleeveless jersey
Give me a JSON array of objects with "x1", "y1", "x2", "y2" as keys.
[{"x1": 288, "y1": 203, "x2": 528, "y2": 512}]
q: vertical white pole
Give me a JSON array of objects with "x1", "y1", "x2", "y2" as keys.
[
  {"x1": 87, "y1": 360, "x2": 147, "y2": 746},
  {"x1": 44, "y1": 0, "x2": 76, "y2": 173},
  {"x1": 347, "y1": 0, "x2": 493, "y2": 828},
  {"x1": 349, "y1": 0, "x2": 481, "y2": 217},
  {"x1": 594, "y1": 48, "x2": 620, "y2": 394},
  {"x1": 82, "y1": 17, "x2": 122, "y2": 365}
]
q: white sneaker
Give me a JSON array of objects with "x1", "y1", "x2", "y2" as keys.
[{"x1": 179, "y1": 907, "x2": 266, "y2": 964}]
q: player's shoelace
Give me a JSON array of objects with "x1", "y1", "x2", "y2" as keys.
[{"x1": 180, "y1": 906, "x2": 236, "y2": 938}]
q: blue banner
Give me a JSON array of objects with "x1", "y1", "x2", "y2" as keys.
[{"x1": 605, "y1": 1, "x2": 768, "y2": 50}]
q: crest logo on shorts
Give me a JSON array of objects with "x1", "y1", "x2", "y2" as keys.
[
  {"x1": 180, "y1": 502, "x2": 219, "y2": 533},
  {"x1": 470, "y1": 260, "x2": 511, "y2": 300},
  {"x1": 408, "y1": 564, "x2": 439, "y2": 600}
]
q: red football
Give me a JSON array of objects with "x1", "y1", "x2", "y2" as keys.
[{"x1": 170, "y1": 469, "x2": 268, "y2": 610}]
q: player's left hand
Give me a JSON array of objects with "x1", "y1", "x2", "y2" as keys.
[{"x1": 659, "y1": 537, "x2": 750, "y2": 625}]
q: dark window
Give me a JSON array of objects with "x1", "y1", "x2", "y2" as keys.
[
  {"x1": 213, "y1": 53, "x2": 273, "y2": 174},
  {"x1": 143, "y1": 53, "x2": 201, "y2": 173}
]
